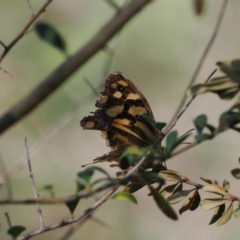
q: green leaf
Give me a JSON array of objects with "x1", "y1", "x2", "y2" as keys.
[
  {"x1": 165, "y1": 131, "x2": 178, "y2": 157},
  {"x1": 35, "y1": 21, "x2": 67, "y2": 55},
  {"x1": 140, "y1": 172, "x2": 165, "y2": 185},
  {"x1": 205, "y1": 124, "x2": 216, "y2": 136},
  {"x1": 231, "y1": 168, "x2": 240, "y2": 179},
  {"x1": 76, "y1": 169, "x2": 94, "y2": 192},
  {"x1": 7, "y1": 226, "x2": 26, "y2": 238},
  {"x1": 165, "y1": 131, "x2": 191, "y2": 157},
  {"x1": 195, "y1": 133, "x2": 210, "y2": 143},
  {"x1": 111, "y1": 192, "x2": 137, "y2": 204},
  {"x1": 218, "y1": 111, "x2": 240, "y2": 131},
  {"x1": 217, "y1": 59, "x2": 240, "y2": 82},
  {"x1": 39, "y1": 184, "x2": 55, "y2": 197},
  {"x1": 77, "y1": 166, "x2": 111, "y2": 192},
  {"x1": 194, "y1": 114, "x2": 207, "y2": 133},
  {"x1": 148, "y1": 185, "x2": 178, "y2": 220},
  {"x1": 209, "y1": 204, "x2": 225, "y2": 225},
  {"x1": 121, "y1": 147, "x2": 147, "y2": 169},
  {"x1": 65, "y1": 197, "x2": 80, "y2": 214},
  {"x1": 155, "y1": 122, "x2": 167, "y2": 131},
  {"x1": 200, "y1": 198, "x2": 231, "y2": 210},
  {"x1": 217, "y1": 202, "x2": 233, "y2": 226},
  {"x1": 86, "y1": 166, "x2": 111, "y2": 178}
]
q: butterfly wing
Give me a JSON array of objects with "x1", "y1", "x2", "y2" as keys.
[{"x1": 80, "y1": 72, "x2": 160, "y2": 163}]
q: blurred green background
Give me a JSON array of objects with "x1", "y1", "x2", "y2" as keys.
[{"x1": 1, "y1": 0, "x2": 240, "y2": 239}]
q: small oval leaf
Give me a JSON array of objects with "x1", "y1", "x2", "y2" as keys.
[
  {"x1": 111, "y1": 192, "x2": 137, "y2": 204},
  {"x1": 7, "y1": 226, "x2": 26, "y2": 238},
  {"x1": 200, "y1": 177, "x2": 218, "y2": 185},
  {"x1": 233, "y1": 207, "x2": 240, "y2": 219},
  {"x1": 148, "y1": 185, "x2": 178, "y2": 220},
  {"x1": 209, "y1": 204, "x2": 225, "y2": 225},
  {"x1": 168, "y1": 189, "x2": 193, "y2": 204},
  {"x1": 194, "y1": 114, "x2": 207, "y2": 133},
  {"x1": 193, "y1": 0, "x2": 205, "y2": 15},
  {"x1": 159, "y1": 170, "x2": 186, "y2": 182},
  {"x1": 65, "y1": 197, "x2": 80, "y2": 214},
  {"x1": 179, "y1": 197, "x2": 191, "y2": 215},
  {"x1": 223, "y1": 179, "x2": 230, "y2": 191},
  {"x1": 160, "y1": 183, "x2": 179, "y2": 199},
  {"x1": 189, "y1": 190, "x2": 201, "y2": 211},
  {"x1": 200, "y1": 198, "x2": 231, "y2": 211},
  {"x1": 35, "y1": 21, "x2": 67, "y2": 55},
  {"x1": 202, "y1": 184, "x2": 230, "y2": 197},
  {"x1": 155, "y1": 122, "x2": 167, "y2": 131},
  {"x1": 231, "y1": 168, "x2": 240, "y2": 179},
  {"x1": 165, "y1": 131, "x2": 178, "y2": 156},
  {"x1": 217, "y1": 202, "x2": 233, "y2": 226}
]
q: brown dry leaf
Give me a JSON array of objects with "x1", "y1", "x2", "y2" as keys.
[
  {"x1": 201, "y1": 198, "x2": 231, "y2": 211},
  {"x1": 202, "y1": 184, "x2": 230, "y2": 197},
  {"x1": 200, "y1": 177, "x2": 218, "y2": 185},
  {"x1": 178, "y1": 190, "x2": 200, "y2": 214}
]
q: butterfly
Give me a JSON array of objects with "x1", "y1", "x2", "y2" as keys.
[{"x1": 80, "y1": 72, "x2": 161, "y2": 165}]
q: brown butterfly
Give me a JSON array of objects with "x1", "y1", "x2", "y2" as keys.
[{"x1": 80, "y1": 72, "x2": 161, "y2": 165}]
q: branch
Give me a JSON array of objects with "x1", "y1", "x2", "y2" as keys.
[
  {"x1": 0, "y1": 0, "x2": 153, "y2": 135},
  {"x1": 25, "y1": 138, "x2": 44, "y2": 228},
  {"x1": 17, "y1": 148, "x2": 151, "y2": 239},
  {"x1": 162, "y1": 0, "x2": 229, "y2": 136},
  {"x1": 0, "y1": 0, "x2": 53, "y2": 63}
]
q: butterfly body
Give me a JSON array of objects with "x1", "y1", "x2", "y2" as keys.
[{"x1": 80, "y1": 72, "x2": 160, "y2": 164}]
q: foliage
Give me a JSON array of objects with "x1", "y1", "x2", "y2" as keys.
[{"x1": 1, "y1": 0, "x2": 240, "y2": 239}]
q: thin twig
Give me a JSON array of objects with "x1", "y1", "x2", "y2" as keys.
[
  {"x1": 25, "y1": 138, "x2": 44, "y2": 228},
  {"x1": 17, "y1": 149, "x2": 150, "y2": 239},
  {"x1": 0, "y1": 0, "x2": 152, "y2": 136},
  {"x1": 0, "y1": 40, "x2": 7, "y2": 49},
  {"x1": 0, "y1": 157, "x2": 13, "y2": 199},
  {"x1": 163, "y1": 0, "x2": 228, "y2": 136},
  {"x1": 4, "y1": 212, "x2": 12, "y2": 228},
  {"x1": 59, "y1": 16, "x2": 126, "y2": 240},
  {"x1": 26, "y1": 0, "x2": 35, "y2": 16},
  {"x1": 167, "y1": 68, "x2": 217, "y2": 131},
  {"x1": 1, "y1": 90, "x2": 98, "y2": 185},
  {"x1": 0, "y1": 0, "x2": 53, "y2": 63},
  {"x1": 83, "y1": 77, "x2": 101, "y2": 98},
  {"x1": 0, "y1": 66, "x2": 13, "y2": 78}
]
